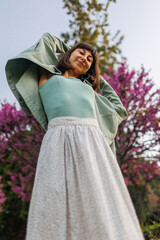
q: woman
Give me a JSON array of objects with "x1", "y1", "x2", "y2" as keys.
[{"x1": 5, "y1": 33, "x2": 144, "y2": 240}]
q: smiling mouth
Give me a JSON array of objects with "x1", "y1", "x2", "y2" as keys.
[{"x1": 77, "y1": 60, "x2": 85, "y2": 67}]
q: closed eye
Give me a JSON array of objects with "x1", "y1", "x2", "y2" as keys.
[
  {"x1": 79, "y1": 49, "x2": 93, "y2": 63},
  {"x1": 87, "y1": 57, "x2": 92, "y2": 62},
  {"x1": 80, "y1": 51, "x2": 84, "y2": 55}
]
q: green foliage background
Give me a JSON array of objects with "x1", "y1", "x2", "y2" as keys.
[{"x1": 61, "y1": 0, "x2": 125, "y2": 72}]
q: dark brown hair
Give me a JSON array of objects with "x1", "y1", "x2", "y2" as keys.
[{"x1": 56, "y1": 42, "x2": 100, "y2": 90}]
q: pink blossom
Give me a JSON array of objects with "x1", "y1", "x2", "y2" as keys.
[
  {"x1": 103, "y1": 63, "x2": 160, "y2": 187},
  {"x1": 0, "y1": 175, "x2": 6, "y2": 212},
  {"x1": 0, "y1": 101, "x2": 45, "y2": 202}
]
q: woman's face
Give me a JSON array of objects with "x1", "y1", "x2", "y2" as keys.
[{"x1": 69, "y1": 48, "x2": 93, "y2": 76}]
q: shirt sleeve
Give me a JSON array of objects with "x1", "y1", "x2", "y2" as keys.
[
  {"x1": 99, "y1": 76, "x2": 128, "y2": 120},
  {"x1": 42, "y1": 33, "x2": 71, "y2": 54}
]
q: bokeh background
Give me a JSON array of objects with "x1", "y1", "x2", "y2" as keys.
[{"x1": 1, "y1": 1, "x2": 160, "y2": 239}]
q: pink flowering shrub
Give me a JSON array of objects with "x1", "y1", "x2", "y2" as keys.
[
  {"x1": 0, "y1": 102, "x2": 45, "y2": 238},
  {"x1": 0, "y1": 102, "x2": 45, "y2": 202},
  {"x1": 103, "y1": 63, "x2": 160, "y2": 222},
  {"x1": 0, "y1": 176, "x2": 6, "y2": 212},
  {"x1": 103, "y1": 63, "x2": 160, "y2": 185}
]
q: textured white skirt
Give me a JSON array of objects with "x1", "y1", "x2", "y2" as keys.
[{"x1": 26, "y1": 117, "x2": 144, "y2": 240}]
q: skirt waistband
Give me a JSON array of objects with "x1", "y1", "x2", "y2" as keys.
[{"x1": 48, "y1": 116, "x2": 99, "y2": 129}]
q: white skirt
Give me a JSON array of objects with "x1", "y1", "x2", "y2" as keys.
[{"x1": 26, "y1": 117, "x2": 144, "y2": 240}]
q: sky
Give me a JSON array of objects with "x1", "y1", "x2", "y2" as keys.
[{"x1": 1, "y1": 0, "x2": 160, "y2": 106}]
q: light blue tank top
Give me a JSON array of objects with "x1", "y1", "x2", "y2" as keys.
[{"x1": 38, "y1": 75, "x2": 96, "y2": 122}]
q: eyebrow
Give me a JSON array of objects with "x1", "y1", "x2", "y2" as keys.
[{"x1": 82, "y1": 49, "x2": 93, "y2": 59}]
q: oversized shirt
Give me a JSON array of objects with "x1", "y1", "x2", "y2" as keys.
[{"x1": 5, "y1": 32, "x2": 128, "y2": 154}]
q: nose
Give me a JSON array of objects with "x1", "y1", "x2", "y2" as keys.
[{"x1": 82, "y1": 55, "x2": 87, "y2": 63}]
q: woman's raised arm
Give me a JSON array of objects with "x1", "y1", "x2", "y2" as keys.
[{"x1": 38, "y1": 67, "x2": 54, "y2": 88}]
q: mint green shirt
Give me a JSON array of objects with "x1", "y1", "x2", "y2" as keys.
[
  {"x1": 39, "y1": 75, "x2": 97, "y2": 121},
  {"x1": 6, "y1": 32, "x2": 128, "y2": 154}
]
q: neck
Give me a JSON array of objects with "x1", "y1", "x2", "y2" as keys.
[{"x1": 62, "y1": 70, "x2": 79, "y2": 78}]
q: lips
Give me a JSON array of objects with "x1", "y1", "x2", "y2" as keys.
[{"x1": 76, "y1": 60, "x2": 85, "y2": 67}]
